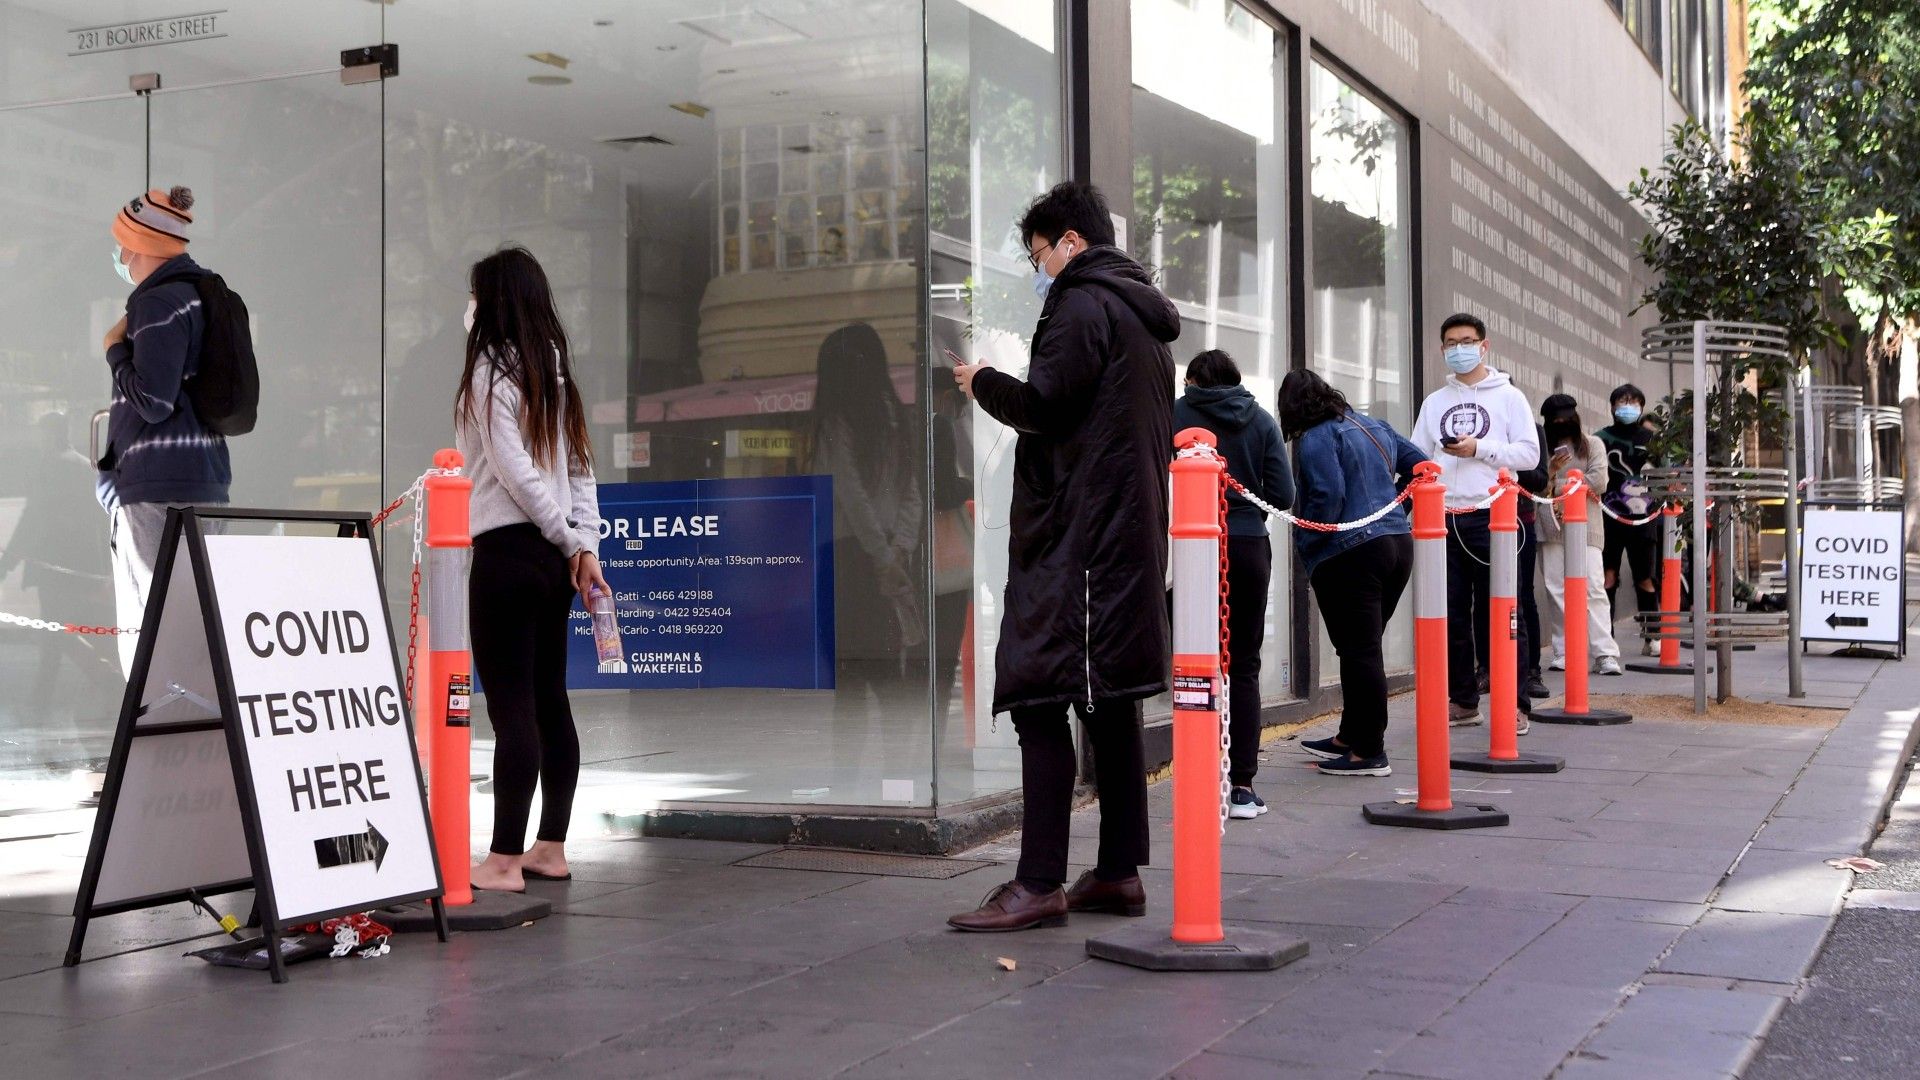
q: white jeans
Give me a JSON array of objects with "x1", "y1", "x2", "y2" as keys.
[{"x1": 1542, "y1": 543, "x2": 1621, "y2": 661}]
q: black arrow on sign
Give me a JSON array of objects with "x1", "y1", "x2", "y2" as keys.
[
  {"x1": 314, "y1": 821, "x2": 388, "y2": 871},
  {"x1": 1826, "y1": 613, "x2": 1869, "y2": 629}
]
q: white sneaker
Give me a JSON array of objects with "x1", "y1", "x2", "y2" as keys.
[
  {"x1": 1595, "y1": 655, "x2": 1624, "y2": 676},
  {"x1": 1515, "y1": 713, "x2": 1531, "y2": 736},
  {"x1": 1546, "y1": 656, "x2": 1567, "y2": 671},
  {"x1": 1641, "y1": 638, "x2": 1657, "y2": 657}
]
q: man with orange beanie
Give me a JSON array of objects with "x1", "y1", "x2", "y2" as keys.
[{"x1": 98, "y1": 186, "x2": 231, "y2": 670}]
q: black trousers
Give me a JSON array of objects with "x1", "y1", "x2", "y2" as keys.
[
  {"x1": 1012, "y1": 698, "x2": 1149, "y2": 888},
  {"x1": 1446, "y1": 510, "x2": 1531, "y2": 711},
  {"x1": 471, "y1": 524, "x2": 581, "y2": 856},
  {"x1": 1603, "y1": 517, "x2": 1660, "y2": 628},
  {"x1": 1518, "y1": 521, "x2": 1542, "y2": 674},
  {"x1": 1225, "y1": 534, "x2": 1273, "y2": 788},
  {"x1": 1312, "y1": 533, "x2": 1413, "y2": 759}
]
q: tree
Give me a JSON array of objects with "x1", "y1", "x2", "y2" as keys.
[{"x1": 1744, "y1": 0, "x2": 1920, "y2": 550}]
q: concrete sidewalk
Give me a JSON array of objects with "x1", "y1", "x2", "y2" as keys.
[{"x1": 0, "y1": 638, "x2": 1914, "y2": 1079}]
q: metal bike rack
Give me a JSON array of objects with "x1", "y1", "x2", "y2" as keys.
[{"x1": 1640, "y1": 321, "x2": 1800, "y2": 713}]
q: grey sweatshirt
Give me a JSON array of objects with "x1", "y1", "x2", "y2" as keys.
[{"x1": 454, "y1": 355, "x2": 600, "y2": 555}]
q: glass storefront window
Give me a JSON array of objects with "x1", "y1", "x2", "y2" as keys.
[
  {"x1": 926, "y1": 0, "x2": 1062, "y2": 806},
  {"x1": 1131, "y1": 0, "x2": 1293, "y2": 704},
  {"x1": 0, "y1": 1, "x2": 381, "y2": 810},
  {"x1": 1309, "y1": 60, "x2": 1414, "y2": 678},
  {"x1": 384, "y1": 1, "x2": 932, "y2": 813}
]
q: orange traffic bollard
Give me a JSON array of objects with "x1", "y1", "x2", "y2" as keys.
[
  {"x1": 1454, "y1": 470, "x2": 1562, "y2": 774},
  {"x1": 1534, "y1": 470, "x2": 1632, "y2": 725},
  {"x1": 1364, "y1": 463, "x2": 1507, "y2": 829},
  {"x1": 422, "y1": 449, "x2": 475, "y2": 907},
  {"x1": 1625, "y1": 503, "x2": 1706, "y2": 676},
  {"x1": 1085, "y1": 428, "x2": 1306, "y2": 972}
]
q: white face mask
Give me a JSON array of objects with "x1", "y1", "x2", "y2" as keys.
[{"x1": 463, "y1": 298, "x2": 477, "y2": 333}]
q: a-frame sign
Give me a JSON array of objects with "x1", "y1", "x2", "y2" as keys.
[{"x1": 67, "y1": 508, "x2": 447, "y2": 982}]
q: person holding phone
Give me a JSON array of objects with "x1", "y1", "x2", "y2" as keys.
[
  {"x1": 455, "y1": 246, "x2": 605, "y2": 893},
  {"x1": 1536, "y1": 394, "x2": 1621, "y2": 675},
  {"x1": 1412, "y1": 314, "x2": 1539, "y2": 728}
]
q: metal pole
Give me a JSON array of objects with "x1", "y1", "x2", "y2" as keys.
[
  {"x1": 1785, "y1": 369, "x2": 1803, "y2": 697},
  {"x1": 1692, "y1": 322, "x2": 1709, "y2": 715}
]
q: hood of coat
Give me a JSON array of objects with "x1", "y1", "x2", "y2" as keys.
[
  {"x1": 1179, "y1": 384, "x2": 1260, "y2": 431},
  {"x1": 1052, "y1": 245, "x2": 1181, "y2": 342}
]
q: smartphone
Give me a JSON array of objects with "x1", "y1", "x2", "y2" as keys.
[
  {"x1": 942, "y1": 348, "x2": 966, "y2": 367},
  {"x1": 1440, "y1": 435, "x2": 1460, "y2": 447}
]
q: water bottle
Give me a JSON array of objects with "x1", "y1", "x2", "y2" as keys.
[{"x1": 589, "y1": 585, "x2": 624, "y2": 673}]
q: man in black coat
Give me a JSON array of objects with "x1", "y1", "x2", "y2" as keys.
[{"x1": 948, "y1": 182, "x2": 1179, "y2": 932}]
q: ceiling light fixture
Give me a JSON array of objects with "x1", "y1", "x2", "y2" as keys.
[
  {"x1": 526, "y1": 52, "x2": 571, "y2": 70},
  {"x1": 593, "y1": 19, "x2": 613, "y2": 27},
  {"x1": 527, "y1": 75, "x2": 572, "y2": 86},
  {"x1": 669, "y1": 101, "x2": 712, "y2": 118}
]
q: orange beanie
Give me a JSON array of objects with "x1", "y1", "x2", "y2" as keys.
[{"x1": 112, "y1": 186, "x2": 194, "y2": 259}]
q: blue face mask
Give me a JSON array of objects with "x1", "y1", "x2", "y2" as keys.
[
  {"x1": 1443, "y1": 343, "x2": 1482, "y2": 374},
  {"x1": 111, "y1": 246, "x2": 135, "y2": 286},
  {"x1": 1030, "y1": 239, "x2": 1072, "y2": 300},
  {"x1": 1614, "y1": 404, "x2": 1642, "y2": 425}
]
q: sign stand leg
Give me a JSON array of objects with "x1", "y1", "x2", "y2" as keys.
[
  {"x1": 261, "y1": 921, "x2": 289, "y2": 985},
  {"x1": 431, "y1": 896, "x2": 450, "y2": 942}
]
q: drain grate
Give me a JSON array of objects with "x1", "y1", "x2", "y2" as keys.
[{"x1": 733, "y1": 847, "x2": 993, "y2": 879}]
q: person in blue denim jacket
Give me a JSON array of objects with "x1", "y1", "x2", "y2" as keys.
[{"x1": 1279, "y1": 370, "x2": 1426, "y2": 776}]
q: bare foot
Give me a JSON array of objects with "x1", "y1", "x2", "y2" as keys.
[
  {"x1": 520, "y1": 840, "x2": 570, "y2": 879},
  {"x1": 471, "y1": 853, "x2": 524, "y2": 893}
]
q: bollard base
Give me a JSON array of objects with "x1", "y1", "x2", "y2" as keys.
[
  {"x1": 1451, "y1": 752, "x2": 1564, "y2": 774},
  {"x1": 1086, "y1": 924, "x2": 1308, "y2": 972},
  {"x1": 1531, "y1": 706, "x2": 1632, "y2": 726},
  {"x1": 1623, "y1": 660, "x2": 1710, "y2": 675},
  {"x1": 384, "y1": 892, "x2": 552, "y2": 933},
  {"x1": 1362, "y1": 801, "x2": 1508, "y2": 830}
]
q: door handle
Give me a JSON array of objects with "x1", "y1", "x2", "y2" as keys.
[{"x1": 90, "y1": 409, "x2": 110, "y2": 465}]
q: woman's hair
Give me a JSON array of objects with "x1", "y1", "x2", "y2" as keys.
[
  {"x1": 456, "y1": 246, "x2": 592, "y2": 474},
  {"x1": 1185, "y1": 349, "x2": 1242, "y2": 388},
  {"x1": 812, "y1": 322, "x2": 900, "y2": 484},
  {"x1": 1276, "y1": 369, "x2": 1351, "y2": 439}
]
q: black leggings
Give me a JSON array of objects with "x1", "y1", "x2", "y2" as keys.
[
  {"x1": 1225, "y1": 535, "x2": 1273, "y2": 787},
  {"x1": 1312, "y1": 533, "x2": 1413, "y2": 759},
  {"x1": 471, "y1": 523, "x2": 580, "y2": 856}
]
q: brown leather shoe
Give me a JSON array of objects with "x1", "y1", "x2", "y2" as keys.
[
  {"x1": 947, "y1": 880, "x2": 1068, "y2": 933},
  {"x1": 1066, "y1": 870, "x2": 1147, "y2": 917}
]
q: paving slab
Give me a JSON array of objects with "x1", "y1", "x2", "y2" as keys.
[
  {"x1": 1714, "y1": 849, "x2": 1853, "y2": 917},
  {"x1": 1656, "y1": 909, "x2": 1833, "y2": 984},
  {"x1": 1573, "y1": 983, "x2": 1783, "y2": 1076}
]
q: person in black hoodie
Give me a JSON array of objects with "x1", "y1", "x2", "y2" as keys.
[
  {"x1": 1173, "y1": 350, "x2": 1292, "y2": 818},
  {"x1": 1596, "y1": 383, "x2": 1659, "y2": 650},
  {"x1": 948, "y1": 181, "x2": 1178, "y2": 932}
]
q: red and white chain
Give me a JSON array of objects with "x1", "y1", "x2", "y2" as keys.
[
  {"x1": 0, "y1": 611, "x2": 140, "y2": 636},
  {"x1": 385, "y1": 466, "x2": 462, "y2": 701},
  {"x1": 1217, "y1": 479, "x2": 1233, "y2": 836}
]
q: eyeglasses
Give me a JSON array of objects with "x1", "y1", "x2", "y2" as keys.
[
  {"x1": 1442, "y1": 337, "x2": 1483, "y2": 347},
  {"x1": 1026, "y1": 239, "x2": 1055, "y2": 273}
]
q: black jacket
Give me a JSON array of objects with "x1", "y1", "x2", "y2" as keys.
[
  {"x1": 1174, "y1": 385, "x2": 1293, "y2": 536},
  {"x1": 972, "y1": 246, "x2": 1179, "y2": 715}
]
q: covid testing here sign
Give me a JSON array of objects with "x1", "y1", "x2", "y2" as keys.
[{"x1": 1802, "y1": 508, "x2": 1906, "y2": 646}]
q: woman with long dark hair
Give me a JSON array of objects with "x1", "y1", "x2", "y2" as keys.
[
  {"x1": 1278, "y1": 370, "x2": 1424, "y2": 777},
  {"x1": 808, "y1": 322, "x2": 923, "y2": 749},
  {"x1": 456, "y1": 246, "x2": 604, "y2": 892}
]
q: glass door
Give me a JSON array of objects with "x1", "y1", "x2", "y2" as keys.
[{"x1": 0, "y1": 1, "x2": 384, "y2": 815}]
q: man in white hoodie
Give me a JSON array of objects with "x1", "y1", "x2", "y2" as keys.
[{"x1": 1412, "y1": 314, "x2": 1541, "y2": 727}]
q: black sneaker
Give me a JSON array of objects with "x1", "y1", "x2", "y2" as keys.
[
  {"x1": 1300, "y1": 736, "x2": 1346, "y2": 761},
  {"x1": 1317, "y1": 754, "x2": 1391, "y2": 777},
  {"x1": 1524, "y1": 674, "x2": 1550, "y2": 699},
  {"x1": 1476, "y1": 669, "x2": 1490, "y2": 694},
  {"x1": 1229, "y1": 788, "x2": 1269, "y2": 819}
]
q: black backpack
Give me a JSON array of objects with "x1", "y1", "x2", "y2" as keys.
[{"x1": 182, "y1": 273, "x2": 259, "y2": 436}]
